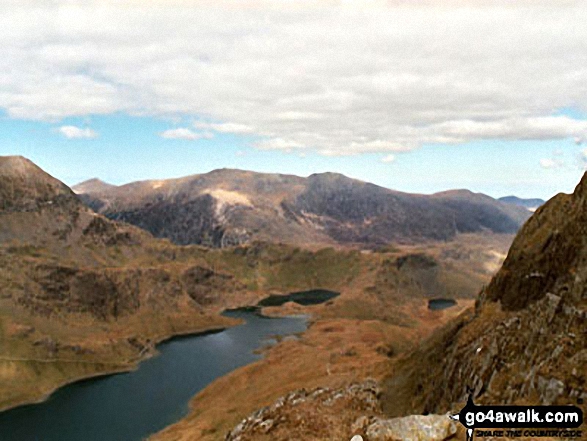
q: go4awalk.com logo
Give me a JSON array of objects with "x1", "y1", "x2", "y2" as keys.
[{"x1": 450, "y1": 395, "x2": 583, "y2": 440}]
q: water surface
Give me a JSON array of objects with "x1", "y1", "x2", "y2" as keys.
[
  {"x1": 428, "y1": 298, "x2": 457, "y2": 310},
  {"x1": 0, "y1": 310, "x2": 307, "y2": 441},
  {"x1": 257, "y1": 289, "x2": 339, "y2": 307}
]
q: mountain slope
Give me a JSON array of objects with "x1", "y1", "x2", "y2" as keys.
[
  {"x1": 381, "y1": 174, "x2": 587, "y2": 417},
  {"x1": 0, "y1": 157, "x2": 239, "y2": 409},
  {"x1": 76, "y1": 169, "x2": 531, "y2": 247}
]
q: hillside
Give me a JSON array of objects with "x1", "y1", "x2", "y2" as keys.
[
  {"x1": 74, "y1": 170, "x2": 531, "y2": 248},
  {"x1": 381, "y1": 174, "x2": 587, "y2": 419},
  {"x1": 1, "y1": 156, "x2": 510, "y2": 415},
  {"x1": 498, "y1": 195, "x2": 545, "y2": 211}
]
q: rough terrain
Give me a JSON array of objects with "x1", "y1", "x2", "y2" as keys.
[{"x1": 0, "y1": 156, "x2": 512, "y2": 415}]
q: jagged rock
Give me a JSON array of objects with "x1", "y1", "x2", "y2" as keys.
[
  {"x1": 536, "y1": 376, "x2": 565, "y2": 405},
  {"x1": 225, "y1": 381, "x2": 382, "y2": 440},
  {"x1": 352, "y1": 415, "x2": 372, "y2": 433},
  {"x1": 365, "y1": 414, "x2": 457, "y2": 441}
]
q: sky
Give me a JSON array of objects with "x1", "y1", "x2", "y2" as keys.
[{"x1": 1, "y1": 0, "x2": 587, "y2": 200}]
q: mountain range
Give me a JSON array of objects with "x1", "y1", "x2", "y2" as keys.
[
  {"x1": 498, "y1": 195, "x2": 545, "y2": 212},
  {"x1": 74, "y1": 170, "x2": 531, "y2": 248}
]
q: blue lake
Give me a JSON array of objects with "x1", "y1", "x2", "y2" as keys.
[{"x1": 0, "y1": 310, "x2": 308, "y2": 441}]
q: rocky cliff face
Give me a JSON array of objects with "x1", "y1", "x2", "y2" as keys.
[
  {"x1": 75, "y1": 169, "x2": 530, "y2": 248},
  {"x1": 381, "y1": 174, "x2": 587, "y2": 417}
]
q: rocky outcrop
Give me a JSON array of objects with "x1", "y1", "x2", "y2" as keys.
[
  {"x1": 225, "y1": 381, "x2": 458, "y2": 441},
  {"x1": 366, "y1": 414, "x2": 457, "y2": 441},
  {"x1": 182, "y1": 265, "x2": 243, "y2": 306},
  {"x1": 226, "y1": 382, "x2": 383, "y2": 441},
  {"x1": 485, "y1": 178, "x2": 587, "y2": 310}
]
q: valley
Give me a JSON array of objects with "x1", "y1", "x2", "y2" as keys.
[
  {"x1": 0, "y1": 155, "x2": 537, "y2": 440},
  {"x1": 2, "y1": 3, "x2": 585, "y2": 440}
]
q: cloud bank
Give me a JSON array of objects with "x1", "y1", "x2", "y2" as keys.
[{"x1": 2, "y1": 1, "x2": 587, "y2": 155}]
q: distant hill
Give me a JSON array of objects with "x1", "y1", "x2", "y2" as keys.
[
  {"x1": 72, "y1": 178, "x2": 116, "y2": 195},
  {"x1": 74, "y1": 169, "x2": 531, "y2": 248},
  {"x1": 498, "y1": 195, "x2": 545, "y2": 211}
]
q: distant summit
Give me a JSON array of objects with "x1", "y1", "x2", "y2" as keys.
[
  {"x1": 72, "y1": 178, "x2": 116, "y2": 194},
  {"x1": 498, "y1": 195, "x2": 545, "y2": 211}
]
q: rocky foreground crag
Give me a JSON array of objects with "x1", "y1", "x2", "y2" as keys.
[{"x1": 226, "y1": 381, "x2": 457, "y2": 441}]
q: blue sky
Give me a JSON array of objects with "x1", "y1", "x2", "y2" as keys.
[
  {"x1": 0, "y1": 112, "x2": 584, "y2": 200},
  {"x1": 1, "y1": 2, "x2": 587, "y2": 200}
]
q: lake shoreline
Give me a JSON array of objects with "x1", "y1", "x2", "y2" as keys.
[
  {"x1": 0, "y1": 321, "x2": 231, "y2": 414},
  {"x1": 0, "y1": 291, "x2": 328, "y2": 415},
  {"x1": 0, "y1": 309, "x2": 310, "y2": 441}
]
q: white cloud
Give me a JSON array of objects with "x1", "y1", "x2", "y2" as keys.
[
  {"x1": 2, "y1": 1, "x2": 587, "y2": 155},
  {"x1": 381, "y1": 154, "x2": 396, "y2": 163},
  {"x1": 194, "y1": 122, "x2": 254, "y2": 134},
  {"x1": 539, "y1": 158, "x2": 562, "y2": 169},
  {"x1": 159, "y1": 128, "x2": 213, "y2": 140},
  {"x1": 57, "y1": 125, "x2": 98, "y2": 139}
]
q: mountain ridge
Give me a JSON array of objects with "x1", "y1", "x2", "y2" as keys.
[
  {"x1": 74, "y1": 168, "x2": 531, "y2": 248},
  {"x1": 498, "y1": 195, "x2": 545, "y2": 211}
]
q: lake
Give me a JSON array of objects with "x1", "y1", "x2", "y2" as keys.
[
  {"x1": 428, "y1": 298, "x2": 457, "y2": 310},
  {"x1": 0, "y1": 309, "x2": 308, "y2": 441},
  {"x1": 257, "y1": 289, "x2": 340, "y2": 307}
]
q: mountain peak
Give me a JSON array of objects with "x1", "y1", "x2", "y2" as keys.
[
  {"x1": 0, "y1": 155, "x2": 74, "y2": 211},
  {"x1": 0, "y1": 155, "x2": 42, "y2": 177},
  {"x1": 72, "y1": 178, "x2": 116, "y2": 194}
]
